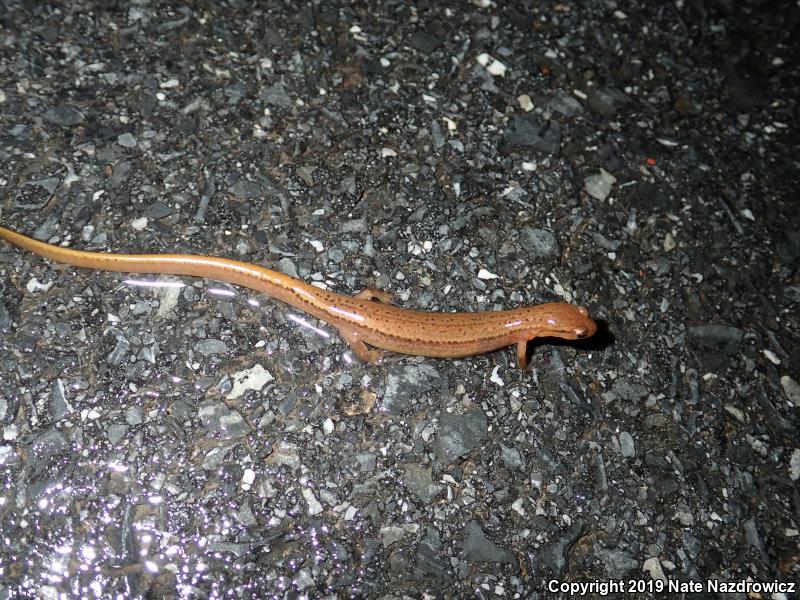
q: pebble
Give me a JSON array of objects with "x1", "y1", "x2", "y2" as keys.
[
  {"x1": 642, "y1": 557, "x2": 667, "y2": 582},
  {"x1": 108, "y1": 161, "x2": 132, "y2": 188},
  {"x1": 586, "y1": 87, "x2": 627, "y2": 116},
  {"x1": 780, "y1": 376, "x2": 800, "y2": 407},
  {"x1": 26, "y1": 277, "x2": 54, "y2": 293},
  {"x1": 415, "y1": 530, "x2": 451, "y2": 582},
  {"x1": 503, "y1": 115, "x2": 561, "y2": 155},
  {"x1": 229, "y1": 179, "x2": 263, "y2": 199},
  {"x1": 790, "y1": 450, "x2": 800, "y2": 481},
  {"x1": 500, "y1": 446, "x2": 525, "y2": 469},
  {"x1": 117, "y1": 133, "x2": 137, "y2": 148},
  {"x1": 227, "y1": 364, "x2": 274, "y2": 399},
  {"x1": 435, "y1": 411, "x2": 487, "y2": 463},
  {"x1": 106, "y1": 423, "x2": 128, "y2": 445},
  {"x1": 382, "y1": 365, "x2": 442, "y2": 414},
  {"x1": 241, "y1": 468, "x2": 256, "y2": 489},
  {"x1": 401, "y1": 463, "x2": 442, "y2": 503},
  {"x1": 197, "y1": 400, "x2": 248, "y2": 439},
  {"x1": 618, "y1": 432, "x2": 636, "y2": 457},
  {"x1": 762, "y1": 349, "x2": 780, "y2": 365},
  {"x1": 29, "y1": 429, "x2": 68, "y2": 465},
  {"x1": 459, "y1": 521, "x2": 515, "y2": 564},
  {"x1": 476, "y1": 53, "x2": 507, "y2": 76},
  {"x1": 409, "y1": 31, "x2": 441, "y2": 54},
  {"x1": 537, "y1": 522, "x2": 585, "y2": 576},
  {"x1": 584, "y1": 168, "x2": 617, "y2": 201},
  {"x1": 380, "y1": 526, "x2": 406, "y2": 547},
  {"x1": 43, "y1": 105, "x2": 85, "y2": 126},
  {"x1": 517, "y1": 94, "x2": 534, "y2": 112},
  {"x1": 520, "y1": 227, "x2": 559, "y2": 257},
  {"x1": 262, "y1": 83, "x2": 291, "y2": 108},
  {"x1": 292, "y1": 568, "x2": 314, "y2": 591},
  {"x1": 687, "y1": 324, "x2": 744, "y2": 370},
  {"x1": 594, "y1": 547, "x2": 638, "y2": 577},
  {"x1": 549, "y1": 90, "x2": 584, "y2": 116},
  {"x1": 195, "y1": 339, "x2": 229, "y2": 356}
]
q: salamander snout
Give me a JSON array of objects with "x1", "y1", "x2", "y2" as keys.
[{"x1": 574, "y1": 326, "x2": 589, "y2": 338}]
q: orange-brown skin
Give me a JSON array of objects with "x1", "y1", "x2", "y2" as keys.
[{"x1": 0, "y1": 225, "x2": 597, "y2": 368}]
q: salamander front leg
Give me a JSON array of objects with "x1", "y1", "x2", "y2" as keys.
[
  {"x1": 339, "y1": 328, "x2": 383, "y2": 364},
  {"x1": 355, "y1": 288, "x2": 394, "y2": 304},
  {"x1": 516, "y1": 340, "x2": 531, "y2": 370}
]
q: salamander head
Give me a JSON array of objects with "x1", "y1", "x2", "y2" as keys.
[{"x1": 521, "y1": 304, "x2": 598, "y2": 340}]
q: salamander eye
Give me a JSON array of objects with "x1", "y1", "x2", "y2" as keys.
[{"x1": 574, "y1": 327, "x2": 587, "y2": 338}]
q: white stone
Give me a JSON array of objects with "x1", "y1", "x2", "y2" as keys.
[
  {"x1": 302, "y1": 488, "x2": 323, "y2": 515},
  {"x1": 227, "y1": 364, "x2": 274, "y2": 400},
  {"x1": 583, "y1": 168, "x2": 616, "y2": 201},
  {"x1": 781, "y1": 376, "x2": 800, "y2": 407},
  {"x1": 517, "y1": 94, "x2": 533, "y2": 112}
]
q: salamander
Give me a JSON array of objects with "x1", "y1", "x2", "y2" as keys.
[{"x1": 0, "y1": 225, "x2": 597, "y2": 368}]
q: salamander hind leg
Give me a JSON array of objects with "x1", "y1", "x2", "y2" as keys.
[
  {"x1": 339, "y1": 328, "x2": 383, "y2": 364},
  {"x1": 516, "y1": 340, "x2": 531, "y2": 370},
  {"x1": 355, "y1": 288, "x2": 394, "y2": 304}
]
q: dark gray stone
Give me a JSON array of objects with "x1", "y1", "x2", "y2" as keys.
[
  {"x1": 229, "y1": 179, "x2": 263, "y2": 199},
  {"x1": 147, "y1": 200, "x2": 173, "y2": 220},
  {"x1": 538, "y1": 521, "x2": 585, "y2": 576},
  {"x1": 196, "y1": 339, "x2": 229, "y2": 356},
  {"x1": 262, "y1": 83, "x2": 292, "y2": 108},
  {"x1": 549, "y1": 90, "x2": 584, "y2": 116},
  {"x1": 43, "y1": 105, "x2": 84, "y2": 126},
  {"x1": 50, "y1": 379, "x2": 71, "y2": 421},
  {"x1": 0, "y1": 299, "x2": 10, "y2": 331},
  {"x1": 519, "y1": 227, "x2": 558, "y2": 257},
  {"x1": 401, "y1": 463, "x2": 443, "y2": 503},
  {"x1": 500, "y1": 445, "x2": 525, "y2": 469},
  {"x1": 586, "y1": 87, "x2": 627, "y2": 116},
  {"x1": 503, "y1": 116, "x2": 561, "y2": 156},
  {"x1": 29, "y1": 429, "x2": 69, "y2": 465},
  {"x1": 107, "y1": 161, "x2": 132, "y2": 188},
  {"x1": 262, "y1": 26, "x2": 285, "y2": 46},
  {"x1": 594, "y1": 546, "x2": 638, "y2": 578},
  {"x1": 106, "y1": 423, "x2": 129, "y2": 445},
  {"x1": 435, "y1": 410, "x2": 487, "y2": 463},
  {"x1": 459, "y1": 521, "x2": 515, "y2": 564},
  {"x1": 413, "y1": 528, "x2": 452, "y2": 582},
  {"x1": 687, "y1": 324, "x2": 744, "y2": 370},
  {"x1": 197, "y1": 400, "x2": 249, "y2": 439},
  {"x1": 409, "y1": 31, "x2": 441, "y2": 55},
  {"x1": 105, "y1": 328, "x2": 131, "y2": 366},
  {"x1": 356, "y1": 452, "x2": 376, "y2": 472},
  {"x1": 618, "y1": 432, "x2": 636, "y2": 458},
  {"x1": 382, "y1": 364, "x2": 442, "y2": 414}
]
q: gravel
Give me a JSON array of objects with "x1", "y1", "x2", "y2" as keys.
[{"x1": 0, "y1": 0, "x2": 797, "y2": 597}]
